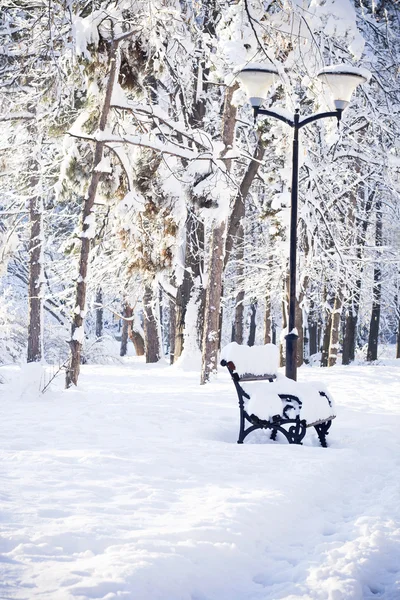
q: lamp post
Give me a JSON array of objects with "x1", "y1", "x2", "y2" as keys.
[{"x1": 237, "y1": 63, "x2": 368, "y2": 381}]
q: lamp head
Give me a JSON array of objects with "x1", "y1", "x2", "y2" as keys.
[
  {"x1": 236, "y1": 63, "x2": 279, "y2": 108},
  {"x1": 317, "y1": 66, "x2": 369, "y2": 110}
]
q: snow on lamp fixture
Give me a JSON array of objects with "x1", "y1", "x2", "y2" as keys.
[
  {"x1": 236, "y1": 63, "x2": 279, "y2": 108},
  {"x1": 316, "y1": 65, "x2": 369, "y2": 110}
]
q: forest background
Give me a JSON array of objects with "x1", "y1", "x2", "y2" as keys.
[{"x1": 0, "y1": 0, "x2": 399, "y2": 388}]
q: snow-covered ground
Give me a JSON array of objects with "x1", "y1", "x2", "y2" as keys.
[{"x1": 1, "y1": 358, "x2": 400, "y2": 600}]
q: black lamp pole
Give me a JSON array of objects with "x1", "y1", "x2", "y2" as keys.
[{"x1": 253, "y1": 105, "x2": 342, "y2": 380}]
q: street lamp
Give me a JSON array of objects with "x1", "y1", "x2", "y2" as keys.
[{"x1": 237, "y1": 62, "x2": 368, "y2": 381}]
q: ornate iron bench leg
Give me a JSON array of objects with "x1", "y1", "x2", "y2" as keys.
[
  {"x1": 237, "y1": 400, "x2": 246, "y2": 444},
  {"x1": 270, "y1": 428, "x2": 278, "y2": 441},
  {"x1": 314, "y1": 420, "x2": 332, "y2": 448}
]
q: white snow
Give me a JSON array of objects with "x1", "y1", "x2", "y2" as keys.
[
  {"x1": 243, "y1": 374, "x2": 336, "y2": 425},
  {"x1": 221, "y1": 342, "x2": 279, "y2": 376},
  {"x1": 72, "y1": 325, "x2": 85, "y2": 343},
  {"x1": 94, "y1": 156, "x2": 112, "y2": 174},
  {"x1": 317, "y1": 64, "x2": 371, "y2": 81},
  {"x1": 81, "y1": 213, "x2": 96, "y2": 239},
  {"x1": 0, "y1": 359, "x2": 400, "y2": 599},
  {"x1": 246, "y1": 387, "x2": 283, "y2": 421}
]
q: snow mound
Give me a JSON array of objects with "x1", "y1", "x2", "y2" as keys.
[{"x1": 221, "y1": 342, "x2": 279, "y2": 376}]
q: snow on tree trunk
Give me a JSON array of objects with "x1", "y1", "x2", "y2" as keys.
[
  {"x1": 27, "y1": 188, "x2": 42, "y2": 363},
  {"x1": 143, "y1": 285, "x2": 160, "y2": 363},
  {"x1": 66, "y1": 39, "x2": 119, "y2": 388}
]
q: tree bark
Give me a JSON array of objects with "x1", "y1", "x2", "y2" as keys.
[
  {"x1": 27, "y1": 191, "x2": 42, "y2": 363},
  {"x1": 95, "y1": 288, "x2": 103, "y2": 339},
  {"x1": 143, "y1": 285, "x2": 160, "y2": 363},
  {"x1": 280, "y1": 282, "x2": 288, "y2": 368},
  {"x1": 120, "y1": 303, "x2": 133, "y2": 357},
  {"x1": 169, "y1": 298, "x2": 176, "y2": 364},
  {"x1": 200, "y1": 221, "x2": 226, "y2": 384},
  {"x1": 130, "y1": 330, "x2": 145, "y2": 356},
  {"x1": 264, "y1": 294, "x2": 271, "y2": 344},
  {"x1": 248, "y1": 302, "x2": 257, "y2": 346},
  {"x1": 342, "y1": 311, "x2": 357, "y2": 365},
  {"x1": 66, "y1": 39, "x2": 119, "y2": 388},
  {"x1": 328, "y1": 293, "x2": 342, "y2": 367},
  {"x1": 397, "y1": 319, "x2": 400, "y2": 359},
  {"x1": 234, "y1": 291, "x2": 245, "y2": 344},
  {"x1": 367, "y1": 199, "x2": 382, "y2": 362},
  {"x1": 308, "y1": 319, "x2": 318, "y2": 356},
  {"x1": 321, "y1": 309, "x2": 332, "y2": 368},
  {"x1": 295, "y1": 294, "x2": 304, "y2": 368}
]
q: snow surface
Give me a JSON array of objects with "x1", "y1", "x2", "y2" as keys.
[{"x1": 1, "y1": 359, "x2": 400, "y2": 599}]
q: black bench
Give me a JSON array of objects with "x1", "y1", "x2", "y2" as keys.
[{"x1": 221, "y1": 355, "x2": 335, "y2": 447}]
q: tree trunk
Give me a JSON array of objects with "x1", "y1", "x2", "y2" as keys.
[
  {"x1": 169, "y1": 298, "x2": 176, "y2": 364},
  {"x1": 280, "y1": 287, "x2": 288, "y2": 368},
  {"x1": 321, "y1": 310, "x2": 332, "y2": 368},
  {"x1": 264, "y1": 294, "x2": 271, "y2": 344},
  {"x1": 173, "y1": 213, "x2": 204, "y2": 362},
  {"x1": 295, "y1": 294, "x2": 304, "y2": 368},
  {"x1": 308, "y1": 320, "x2": 318, "y2": 356},
  {"x1": 66, "y1": 39, "x2": 119, "y2": 388},
  {"x1": 200, "y1": 83, "x2": 237, "y2": 384},
  {"x1": 200, "y1": 221, "x2": 226, "y2": 384},
  {"x1": 397, "y1": 319, "x2": 400, "y2": 359},
  {"x1": 342, "y1": 187, "x2": 375, "y2": 366},
  {"x1": 367, "y1": 199, "x2": 382, "y2": 362},
  {"x1": 143, "y1": 285, "x2": 160, "y2": 363},
  {"x1": 120, "y1": 303, "x2": 133, "y2": 357},
  {"x1": 27, "y1": 191, "x2": 42, "y2": 363},
  {"x1": 95, "y1": 288, "x2": 103, "y2": 339},
  {"x1": 328, "y1": 293, "x2": 342, "y2": 367},
  {"x1": 248, "y1": 302, "x2": 257, "y2": 346},
  {"x1": 234, "y1": 291, "x2": 245, "y2": 344},
  {"x1": 130, "y1": 330, "x2": 145, "y2": 356},
  {"x1": 342, "y1": 311, "x2": 357, "y2": 365}
]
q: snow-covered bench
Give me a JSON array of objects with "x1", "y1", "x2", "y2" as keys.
[{"x1": 221, "y1": 342, "x2": 336, "y2": 446}]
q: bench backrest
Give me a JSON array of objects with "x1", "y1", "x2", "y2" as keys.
[{"x1": 220, "y1": 342, "x2": 279, "y2": 380}]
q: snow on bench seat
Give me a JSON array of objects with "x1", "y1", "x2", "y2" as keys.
[{"x1": 243, "y1": 375, "x2": 336, "y2": 426}]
